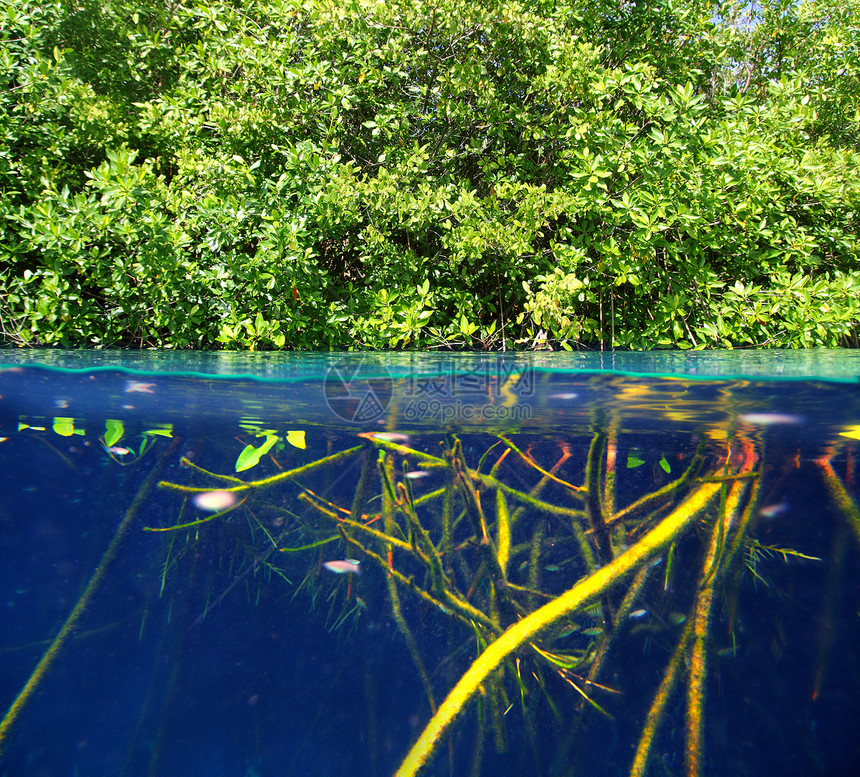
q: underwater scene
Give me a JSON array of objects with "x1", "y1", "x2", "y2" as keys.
[{"x1": 0, "y1": 353, "x2": 858, "y2": 777}]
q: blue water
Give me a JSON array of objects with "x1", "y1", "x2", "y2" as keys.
[{"x1": 1, "y1": 352, "x2": 859, "y2": 777}]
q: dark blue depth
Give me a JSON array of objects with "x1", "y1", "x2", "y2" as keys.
[{"x1": 1, "y1": 355, "x2": 859, "y2": 777}]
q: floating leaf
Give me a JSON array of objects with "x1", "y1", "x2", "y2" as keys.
[
  {"x1": 627, "y1": 455, "x2": 645, "y2": 468},
  {"x1": 838, "y1": 424, "x2": 860, "y2": 440},
  {"x1": 286, "y1": 430, "x2": 306, "y2": 449},
  {"x1": 659, "y1": 455, "x2": 671, "y2": 473},
  {"x1": 104, "y1": 419, "x2": 124, "y2": 447},
  {"x1": 235, "y1": 434, "x2": 279, "y2": 472}
]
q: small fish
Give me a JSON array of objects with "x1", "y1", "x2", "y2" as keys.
[
  {"x1": 323, "y1": 559, "x2": 361, "y2": 575},
  {"x1": 193, "y1": 490, "x2": 238, "y2": 512},
  {"x1": 739, "y1": 413, "x2": 802, "y2": 426},
  {"x1": 758, "y1": 502, "x2": 789, "y2": 519},
  {"x1": 369, "y1": 432, "x2": 410, "y2": 443},
  {"x1": 405, "y1": 470, "x2": 430, "y2": 479},
  {"x1": 125, "y1": 381, "x2": 156, "y2": 394},
  {"x1": 629, "y1": 609, "x2": 648, "y2": 619},
  {"x1": 549, "y1": 393, "x2": 579, "y2": 400},
  {"x1": 108, "y1": 446, "x2": 132, "y2": 456}
]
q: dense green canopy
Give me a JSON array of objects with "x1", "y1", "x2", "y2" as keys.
[{"x1": 1, "y1": 0, "x2": 858, "y2": 349}]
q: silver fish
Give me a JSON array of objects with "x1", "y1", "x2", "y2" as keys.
[{"x1": 323, "y1": 559, "x2": 361, "y2": 575}]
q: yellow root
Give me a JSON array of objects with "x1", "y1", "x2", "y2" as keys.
[
  {"x1": 817, "y1": 457, "x2": 860, "y2": 548},
  {"x1": 394, "y1": 479, "x2": 723, "y2": 777}
]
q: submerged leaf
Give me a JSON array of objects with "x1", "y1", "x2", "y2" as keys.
[
  {"x1": 531, "y1": 643, "x2": 594, "y2": 671},
  {"x1": 144, "y1": 425, "x2": 173, "y2": 438},
  {"x1": 53, "y1": 417, "x2": 75, "y2": 437},
  {"x1": 235, "y1": 434, "x2": 279, "y2": 472},
  {"x1": 104, "y1": 419, "x2": 124, "y2": 447}
]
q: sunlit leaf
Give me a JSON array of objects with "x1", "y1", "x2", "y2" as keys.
[
  {"x1": 659, "y1": 455, "x2": 671, "y2": 473},
  {"x1": 627, "y1": 455, "x2": 645, "y2": 468},
  {"x1": 53, "y1": 417, "x2": 75, "y2": 437},
  {"x1": 286, "y1": 430, "x2": 306, "y2": 449},
  {"x1": 838, "y1": 425, "x2": 860, "y2": 440},
  {"x1": 105, "y1": 419, "x2": 124, "y2": 447},
  {"x1": 235, "y1": 434, "x2": 279, "y2": 472}
]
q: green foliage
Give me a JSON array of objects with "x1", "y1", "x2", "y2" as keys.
[{"x1": 1, "y1": 0, "x2": 858, "y2": 349}]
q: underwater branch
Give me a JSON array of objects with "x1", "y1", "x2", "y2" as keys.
[{"x1": 394, "y1": 478, "x2": 724, "y2": 777}]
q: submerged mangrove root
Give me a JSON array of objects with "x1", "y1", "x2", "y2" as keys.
[
  {"x1": 630, "y1": 442, "x2": 756, "y2": 777},
  {"x1": 157, "y1": 444, "x2": 364, "y2": 499},
  {"x1": 558, "y1": 561, "x2": 655, "y2": 767},
  {"x1": 154, "y1": 421, "x2": 830, "y2": 777},
  {"x1": 394, "y1": 479, "x2": 724, "y2": 777},
  {"x1": 685, "y1": 502, "x2": 730, "y2": 777},
  {"x1": 0, "y1": 438, "x2": 180, "y2": 757},
  {"x1": 816, "y1": 455, "x2": 860, "y2": 548},
  {"x1": 629, "y1": 619, "x2": 695, "y2": 777}
]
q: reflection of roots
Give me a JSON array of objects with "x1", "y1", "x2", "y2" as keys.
[{"x1": 152, "y1": 425, "x2": 856, "y2": 777}]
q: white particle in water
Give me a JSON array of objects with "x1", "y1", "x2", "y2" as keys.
[
  {"x1": 125, "y1": 380, "x2": 156, "y2": 394},
  {"x1": 193, "y1": 490, "x2": 238, "y2": 512},
  {"x1": 739, "y1": 413, "x2": 802, "y2": 426},
  {"x1": 758, "y1": 502, "x2": 789, "y2": 519}
]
